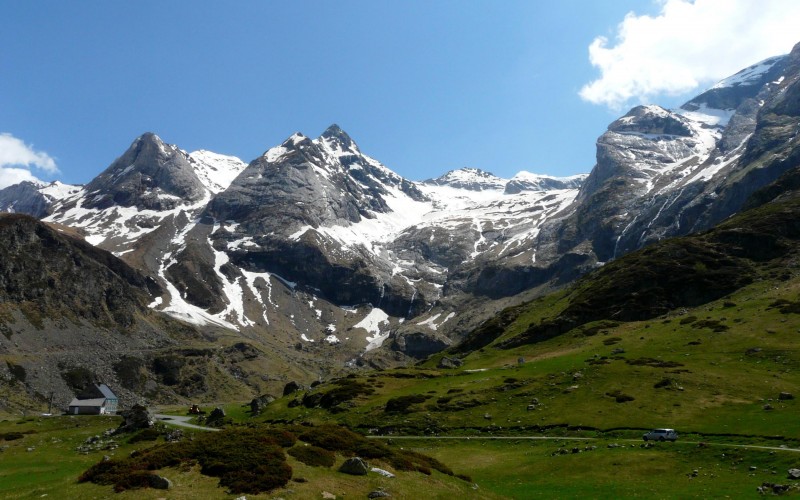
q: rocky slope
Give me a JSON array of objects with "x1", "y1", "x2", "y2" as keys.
[{"x1": 0, "y1": 214, "x2": 331, "y2": 413}]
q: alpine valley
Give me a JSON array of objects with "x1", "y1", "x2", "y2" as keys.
[{"x1": 1, "y1": 41, "x2": 800, "y2": 423}]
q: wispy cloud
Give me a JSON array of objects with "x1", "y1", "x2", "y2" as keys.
[
  {"x1": 0, "y1": 133, "x2": 58, "y2": 189},
  {"x1": 580, "y1": 0, "x2": 800, "y2": 110}
]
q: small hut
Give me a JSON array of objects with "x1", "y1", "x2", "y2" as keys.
[{"x1": 67, "y1": 384, "x2": 119, "y2": 415}]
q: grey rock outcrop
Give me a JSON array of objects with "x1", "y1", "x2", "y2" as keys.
[
  {"x1": 116, "y1": 404, "x2": 155, "y2": 433},
  {"x1": 338, "y1": 457, "x2": 369, "y2": 475},
  {"x1": 391, "y1": 331, "x2": 452, "y2": 359},
  {"x1": 148, "y1": 474, "x2": 172, "y2": 490},
  {"x1": 283, "y1": 381, "x2": 304, "y2": 396},
  {"x1": 437, "y1": 356, "x2": 463, "y2": 369},
  {"x1": 250, "y1": 394, "x2": 275, "y2": 415}
]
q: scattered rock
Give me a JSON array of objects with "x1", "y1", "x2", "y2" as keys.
[
  {"x1": 165, "y1": 429, "x2": 184, "y2": 442},
  {"x1": 758, "y1": 482, "x2": 791, "y2": 495},
  {"x1": 763, "y1": 404, "x2": 774, "y2": 411},
  {"x1": 322, "y1": 492, "x2": 336, "y2": 499},
  {"x1": 148, "y1": 474, "x2": 172, "y2": 490},
  {"x1": 283, "y1": 381, "x2": 303, "y2": 396},
  {"x1": 370, "y1": 467, "x2": 395, "y2": 478},
  {"x1": 368, "y1": 491, "x2": 391, "y2": 498},
  {"x1": 750, "y1": 466, "x2": 758, "y2": 471},
  {"x1": 517, "y1": 357, "x2": 525, "y2": 365},
  {"x1": 250, "y1": 394, "x2": 276, "y2": 415},
  {"x1": 484, "y1": 413, "x2": 492, "y2": 420},
  {"x1": 437, "y1": 356, "x2": 463, "y2": 369},
  {"x1": 788, "y1": 468, "x2": 800, "y2": 480},
  {"x1": 116, "y1": 404, "x2": 155, "y2": 433},
  {"x1": 779, "y1": 392, "x2": 794, "y2": 401},
  {"x1": 339, "y1": 457, "x2": 369, "y2": 476}
]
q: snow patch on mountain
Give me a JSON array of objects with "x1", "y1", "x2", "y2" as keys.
[
  {"x1": 188, "y1": 150, "x2": 247, "y2": 194},
  {"x1": 711, "y1": 56, "x2": 785, "y2": 90}
]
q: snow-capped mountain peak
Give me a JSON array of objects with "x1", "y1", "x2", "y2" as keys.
[
  {"x1": 316, "y1": 124, "x2": 360, "y2": 158},
  {"x1": 424, "y1": 167, "x2": 507, "y2": 191}
]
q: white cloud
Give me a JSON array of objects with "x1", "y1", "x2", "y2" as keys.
[
  {"x1": 580, "y1": 0, "x2": 800, "y2": 110},
  {"x1": 0, "y1": 167, "x2": 40, "y2": 190},
  {"x1": 0, "y1": 133, "x2": 58, "y2": 189}
]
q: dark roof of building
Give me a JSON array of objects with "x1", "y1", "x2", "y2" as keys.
[{"x1": 97, "y1": 384, "x2": 118, "y2": 399}]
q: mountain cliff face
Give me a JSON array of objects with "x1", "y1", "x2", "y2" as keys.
[{"x1": 1, "y1": 43, "x2": 799, "y2": 373}]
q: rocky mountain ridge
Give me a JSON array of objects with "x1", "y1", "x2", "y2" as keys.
[{"x1": 1, "y1": 42, "x2": 799, "y2": 372}]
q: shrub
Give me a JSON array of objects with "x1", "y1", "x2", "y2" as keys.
[
  {"x1": 388, "y1": 449, "x2": 453, "y2": 476},
  {"x1": 385, "y1": 394, "x2": 429, "y2": 413},
  {"x1": 302, "y1": 379, "x2": 374, "y2": 410},
  {"x1": 298, "y1": 424, "x2": 363, "y2": 451},
  {"x1": 129, "y1": 427, "x2": 161, "y2": 443},
  {"x1": 0, "y1": 432, "x2": 25, "y2": 441},
  {"x1": 626, "y1": 358, "x2": 684, "y2": 368},
  {"x1": 80, "y1": 426, "x2": 293, "y2": 495},
  {"x1": 605, "y1": 390, "x2": 635, "y2": 403},
  {"x1": 287, "y1": 445, "x2": 335, "y2": 467},
  {"x1": 653, "y1": 378, "x2": 675, "y2": 389}
]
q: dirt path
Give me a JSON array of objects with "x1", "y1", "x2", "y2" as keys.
[{"x1": 153, "y1": 414, "x2": 219, "y2": 432}]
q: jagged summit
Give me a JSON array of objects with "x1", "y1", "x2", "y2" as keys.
[
  {"x1": 320, "y1": 123, "x2": 354, "y2": 143},
  {"x1": 82, "y1": 132, "x2": 207, "y2": 211}
]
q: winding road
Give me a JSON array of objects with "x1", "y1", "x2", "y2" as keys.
[
  {"x1": 367, "y1": 435, "x2": 800, "y2": 453},
  {"x1": 154, "y1": 414, "x2": 220, "y2": 432}
]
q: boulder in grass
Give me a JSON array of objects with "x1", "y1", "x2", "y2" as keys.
[{"x1": 339, "y1": 457, "x2": 369, "y2": 475}]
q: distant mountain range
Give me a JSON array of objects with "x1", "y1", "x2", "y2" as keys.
[{"x1": 1, "y1": 41, "x2": 798, "y2": 409}]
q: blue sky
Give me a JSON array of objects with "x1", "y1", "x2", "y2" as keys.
[{"x1": 1, "y1": 1, "x2": 798, "y2": 187}]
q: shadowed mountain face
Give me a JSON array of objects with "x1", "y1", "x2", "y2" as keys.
[
  {"x1": 0, "y1": 43, "x2": 799, "y2": 369},
  {"x1": 0, "y1": 213, "x2": 159, "y2": 326}
]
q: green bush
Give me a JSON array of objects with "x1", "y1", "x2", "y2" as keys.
[
  {"x1": 80, "y1": 426, "x2": 293, "y2": 494},
  {"x1": 0, "y1": 431, "x2": 25, "y2": 441},
  {"x1": 298, "y1": 424, "x2": 363, "y2": 451},
  {"x1": 287, "y1": 445, "x2": 335, "y2": 467},
  {"x1": 385, "y1": 394, "x2": 429, "y2": 413},
  {"x1": 128, "y1": 427, "x2": 161, "y2": 443}
]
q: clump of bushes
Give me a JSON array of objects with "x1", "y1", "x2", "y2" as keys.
[
  {"x1": 81, "y1": 422, "x2": 468, "y2": 494},
  {"x1": 128, "y1": 427, "x2": 162, "y2": 443},
  {"x1": 80, "y1": 426, "x2": 292, "y2": 494},
  {"x1": 384, "y1": 394, "x2": 430, "y2": 413},
  {"x1": 691, "y1": 319, "x2": 729, "y2": 332},
  {"x1": 296, "y1": 424, "x2": 461, "y2": 478},
  {"x1": 297, "y1": 424, "x2": 364, "y2": 452},
  {"x1": 287, "y1": 445, "x2": 335, "y2": 467},
  {"x1": 626, "y1": 358, "x2": 684, "y2": 368},
  {"x1": 653, "y1": 378, "x2": 675, "y2": 389},
  {"x1": 0, "y1": 431, "x2": 26, "y2": 441},
  {"x1": 302, "y1": 378, "x2": 374, "y2": 410},
  {"x1": 606, "y1": 390, "x2": 635, "y2": 403}
]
